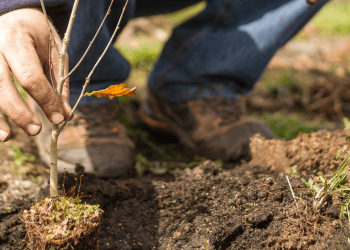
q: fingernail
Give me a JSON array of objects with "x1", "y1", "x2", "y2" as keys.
[
  {"x1": 0, "y1": 130, "x2": 8, "y2": 142},
  {"x1": 27, "y1": 124, "x2": 40, "y2": 136},
  {"x1": 52, "y1": 113, "x2": 64, "y2": 124}
]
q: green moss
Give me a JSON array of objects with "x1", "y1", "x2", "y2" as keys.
[
  {"x1": 38, "y1": 197, "x2": 103, "y2": 223},
  {"x1": 22, "y1": 195, "x2": 103, "y2": 248},
  {"x1": 22, "y1": 196, "x2": 103, "y2": 247}
]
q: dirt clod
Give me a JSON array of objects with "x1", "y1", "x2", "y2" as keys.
[{"x1": 251, "y1": 129, "x2": 350, "y2": 176}]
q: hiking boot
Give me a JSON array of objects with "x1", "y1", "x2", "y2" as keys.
[
  {"x1": 139, "y1": 93, "x2": 275, "y2": 161},
  {"x1": 28, "y1": 98, "x2": 135, "y2": 178}
]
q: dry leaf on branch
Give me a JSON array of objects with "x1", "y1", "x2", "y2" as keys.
[{"x1": 85, "y1": 83, "x2": 137, "y2": 99}]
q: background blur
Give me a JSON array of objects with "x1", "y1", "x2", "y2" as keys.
[
  {"x1": 8, "y1": 0, "x2": 350, "y2": 177},
  {"x1": 117, "y1": 0, "x2": 350, "y2": 140}
]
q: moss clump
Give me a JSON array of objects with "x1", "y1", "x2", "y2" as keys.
[{"x1": 21, "y1": 197, "x2": 103, "y2": 250}]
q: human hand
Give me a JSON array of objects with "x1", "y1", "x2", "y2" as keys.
[{"x1": 0, "y1": 8, "x2": 71, "y2": 142}]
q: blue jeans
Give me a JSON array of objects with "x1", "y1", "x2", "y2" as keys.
[{"x1": 68, "y1": 0, "x2": 328, "y2": 105}]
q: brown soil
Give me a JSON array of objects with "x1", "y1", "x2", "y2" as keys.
[
  {"x1": 250, "y1": 130, "x2": 350, "y2": 175},
  {"x1": 2, "y1": 129, "x2": 350, "y2": 249}
]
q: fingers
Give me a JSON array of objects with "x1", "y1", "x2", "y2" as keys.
[
  {"x1": 0, "y1": 119, "x2": 11, "y2": 142},
  {"x1": 3, "y1": 38, "x2": 65, "y2": 125},
  {"x1": 0, "y1": 53, "x2": 42, "y2": 137}
]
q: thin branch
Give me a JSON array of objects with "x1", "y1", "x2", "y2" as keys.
[
  {"x1": 50, "y1": 0, "x2": 80, "y2": 198},
  {"x1": 59, "y1": 0, "x2": 130, "y2": 132},
  {"x1": 40, "y1": 0, "x2": 60, "y2": 54},
  {"x1": 49, "y1": 128, "x2": 59, "y2": 197},
  {"x1": 87, "y1": 0, "x2": 129, "y2": 81},
  {"x1": 65, "y1": 0, "x2": 116, "y2": 79},
  {"x1": 286, "y1": 175, "x2": 298, "y2": 208},
  {"x1": 56, "y1": 0, "x2": 80, "y2": 97},
  {"x1": 59, "y1": 82, "x2": 88, "y2": 131}
]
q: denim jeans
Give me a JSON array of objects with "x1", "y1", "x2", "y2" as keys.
[{"x1": 68, "y1": 0, "x2": 328, "y2": 105}]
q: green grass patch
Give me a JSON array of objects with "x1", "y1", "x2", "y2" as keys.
[
  {"x1": 260, "y1": 68, "x2": 300, "y2": 90},
  {"x1": 303, "y1": 151, "x2": 350, "y2": 242},
  {"x1": 164, "y1": 2, "x2": 206, "y2": 24},
  {"x1": 9, "y1": 145, "x2": 36, "y2": 167},
  {"x1": 256, "y1": 114, "x2": 321, "y2": 140},
  {"x1": 118, "y1": 42, "x2": 162, "y2": 71},
  {"x1": 298, "y1": 1, "x2": 350, "y2": 38},
  {"x1": 311, "y1": 1, "x2": 350, "y2": 36}
]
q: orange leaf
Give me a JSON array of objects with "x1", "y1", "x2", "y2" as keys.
[{"x1": 85, "y1": 84, "x2": 137, "y2": 99}]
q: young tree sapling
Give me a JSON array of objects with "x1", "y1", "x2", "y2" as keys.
[{"x1": 21, "y1": 0, "x2": 135, "y2": 248}]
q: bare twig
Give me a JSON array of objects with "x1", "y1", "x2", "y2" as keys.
[
  {"x1": 56, "y1": 0, "x2": 80, "y2": 97},
  {"x1": 50, "y1": 0, "x2": 80, "y2": 197},
  {"x1": 39, "y1": 0, "x2": 60, "y2": 54},
  {"x1": 286, "y1": 175, "x2": 298, "y2": 208},
  {"x1": 65, "y1": 0, "x2": 116, "y2": 79},
  {"x1": 59, "y1": 0, "x2": 130, "y2": 132},
  {"x1": 86, "y1": 0, "x2": 129, "y2": 81}
]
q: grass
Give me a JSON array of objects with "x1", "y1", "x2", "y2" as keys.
[
  {"x1": 9, "y1": 145, "x2": 41, "y2": 178},
  {"x1": 134, "y1": 153, "x2": 222, "y2": 176},
  {"x1": 256, "y1": 114, "x2": 320, "y2": 140},
  {"x1": 164, "y1": 2, "x2": 206, "y2": 23},
  {"x1": 310, "y1": 1, "x2": 350, "y2": 36},
  {"x1": 118, "y1": 41, "x2": 162, "y2": 72},
  {"x1": 303, "y1": 151, "x2": 350, "y2": 242},
  {"x1": 9, "y1": 145, "x2": 36, "y2": 167},
  {"x1": 297, "y1": 1, "x2": 350, "y2": 39},
  {"x1": 303, "y1": 152, "x2": 350, "y2": 196},
  {"x1": 260, "y1": 68, "x2": 300, "y2": 89},
  {"x1": 337, "y1": 239, "x2": 344, "y2": 250}
]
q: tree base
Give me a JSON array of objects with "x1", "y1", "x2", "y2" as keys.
[{"x1": 21, "y1": 197, "x2": 103, "y2": 250}]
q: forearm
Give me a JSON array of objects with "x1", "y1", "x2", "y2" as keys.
[{"x1": 0, "y1": 0, "x2": 71, "y2": 35}]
